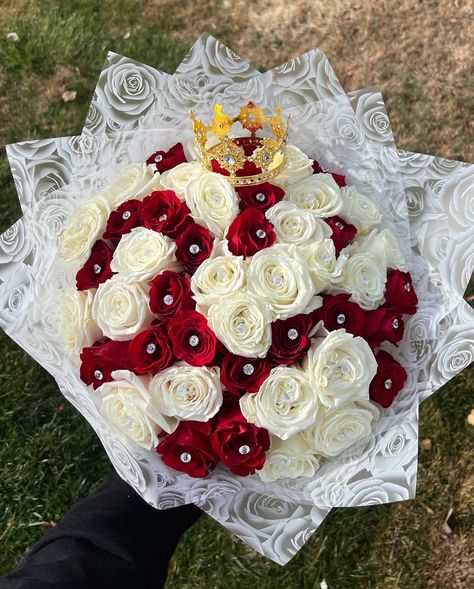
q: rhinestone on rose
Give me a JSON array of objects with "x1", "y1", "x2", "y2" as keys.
[
  {"x1": 384, "y1": 378, "x2": 393, "y2": 389},
  {"x1": 212, "y1": 195, "x2": 223, "y2": 205},
  {"x1": 273, "y1": 276, "x2": 283, "y2": 286},
  {"x1": 217, "y1": 269, "x2": 227, "y2": 281},
  {"x1": 336, "y1": 313, "x2": 346, "y2": 325},
  {"x1": 256, "y1": 229, "x2": 266, "y2": 239},
  {"x1": 243, "y1": 363, "x2": 254, "y2": 376},
  {"x1": 255, "y1": 192, "x2": 266, "y2": 202},
  {"x1": 122, "y1": 210, "x2": 131, "y2": 220},
  {"x1": 404, "y1": 283, "x2": 411, "y2": 292},
  {"x1": 393, "y1": 319, "x2": 400, "y2": 329},
  {"x1": 335, "y1": 221, "x2": 344, "y2": 230},
  {"x1": 93, "y1": 264, "x2": 101, "y2": 274},
  {"x1": 94, "y1": 370, "x2": 103, "y2": 380},
  {"x1": 305, "y1": 194, "x2": 314, "y2": 205},
  {"x1": 154, "y1": 154, "x2": 163, "y2": 163},
  {"x1": 236, "y1": 322, "x2": 247, "y2": 335},
  {"x1": 189, "y1": 244, "x2": 200, "y2": 254},
  {"x1": 287, "y1": 328, "x2": 298, "y2": 340},
  {"x1": 180, "y1": 452, "x2": 192, "y2": 463},
  {"x1": 158, "y1": 213, "x2": 167, "y2": 222},
  {"x1": 238, "y1": 445, "x2": 250, "y2": 455},
  {"x1": 146, "y1": 343, "x2": 156, "y2": 355},
  {"x1": 283, "y1": 391, "x2": 295, "y2": 403},
  {"x1": 189, "y1": 335, "x2": 200, "y2": 347},
  {"x1": 176, "y1": 384, "x2": 187, "y2": 398},
  {"x1": 163, "y1": 294, "x2": 174, "y2": 306},
  {"x1": 125, "y1": 417, "x2": 136, "y2": 430}
]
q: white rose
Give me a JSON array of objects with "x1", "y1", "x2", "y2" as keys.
[
  {"x1": 92, "y1": 275, "x2": 153, "y2": 340},
  {"x1": 266, "y1": 201, "x2": 331, "y2": 245},
  {"x1": 356, "y1": 228, "x2": 407, "y2": 271},
  {"x1": 62, "y1": 289, "x2": 101, "y2": 354},
  {"x1": 300, "y1": 238, "x2": 337, "y2": 294},
  {"x1": 285, "y1": 174, "x2": 343, "y2": 218},
  {"x1": 258, "y1": 433, "x2": 321, "y2": 482},
  {"x1": 207, "y1": 291, "x2": 272, "y2": 358},
  {"x1": 185, "y1": 172, "x2": 239, "y2": 237},
  {"x1": 149, "y1": 363, "x2": 222, "y2": 422},
  {"x1": 304, "y1": 400, "x2": 379, "y2": 457},
  {"x1": 240, "y1": 366, "x2": 320, "y2": 439},
  {"x1": 332, "y1": 246, "x2": 387, "y2": 309},
  {"x1": 98, "y1": 370, "x2": 177, "y2": 450},
  {"x1": 191, "y1": 254, "x2": 247, "y2": 313},
  {"x1": 103, "y1": 163, "x2": 162, "y2": 208},
  {"x1": 58, "y1": 195, "x2": 110, "y2": 262},
  {"x1": 275, "y1": 145, "x2": 313, "y2": 187},
  {"x1": 110, "y1": 227, "x2": 179, "y2": 281},
  {"x1": 304, "y1": 330, "x2": 377, "y2": 408},
  {"x1": 247, "y1": 244, "x2": 318, "y2": 320},
  {"x1": 340, "y1": 185, "x2": 382, "y2": 235},
  {"x1": 159, "y1": 161, "x2": 204, "y2": 201}
]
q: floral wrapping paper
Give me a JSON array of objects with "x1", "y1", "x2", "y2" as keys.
[{"x1": 1, "y1": 34, "x2": 472, "y2": 564}]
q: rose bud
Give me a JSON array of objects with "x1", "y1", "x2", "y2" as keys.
[
  {"x1": 325, "y1": 215, "x2": 357, "y2": 255},
  {"x1": 128, "y1": 322, "x2": 175, "y2": 375},
  {"x1": 149, "y1": 270, "x2": 194, "y2": 318},
  {"x1": 369, "y1": 350, "x2": 407, "y2": 407},
  {"x1": 384, "y1": 270, "x2": 418, "y2": 315},
  {"x1": 75, "y1": 240, "x2": 114, "y2": 290},
  {"x1": 269, "y1": 313, "x2": 314, "y2": 365},
  {"x1": 220, "y1": 353, "x2": 272, "y2": 396},
  {"x1": 363, "y1": 308, "x2": 405, "y2": 348},
  {"x1": 175, "y1": 222, "x2": 214, "y2": 274},
  {"x1": 170, "y1": 310, "x2": 219, "y2": 367},
  {"x1": 211, "y1": 402, "x2": 270, "y2": 476},
  {"x1": 321, "y1": 293, "x2": 365, "y2": 336},
  {"x1": 236, "y1": 182, "x2": 285, "y2": 212},
  {"x1": 146, "y1": 142, "x2": 187, "y2": 173},
  {"x1": 226, "y1": 208, "x2": 276, "y2": 257},
  {"x1": 156, "y1": 420, "x2": 218, "y2": 478},
  {"x1": 80, "y1": 339, "x2": 131, "y2": 389},
  {"x1": 313, "y1": 160, "x2": 347, "y2": 187},
  {"x1": 141, "y1": 190, "x2": 192, "y2": 239},
  {"x1": 103, "y1": 199, "x2": 143, "y2": 246}
]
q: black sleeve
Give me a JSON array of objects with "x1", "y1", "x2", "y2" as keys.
[{"x1": 0, "y1": 472, "x2": 202, "y2": 589}]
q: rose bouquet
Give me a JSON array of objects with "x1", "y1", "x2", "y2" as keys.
[{"x1": 1, "y1": 34, "x2": 472, "y2": 564}]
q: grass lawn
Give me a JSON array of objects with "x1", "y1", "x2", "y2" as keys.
[{"x1": 0, "y1": 2, "x2": 473, "y2": 588}]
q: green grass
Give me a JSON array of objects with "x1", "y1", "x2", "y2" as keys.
[{"x1": 0, "y1": 3, "x2": 473, "y2": 588}]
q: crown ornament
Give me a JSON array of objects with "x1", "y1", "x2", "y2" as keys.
[{"x1": 190, "y1": 102, "x2": 289, "y2": 186}]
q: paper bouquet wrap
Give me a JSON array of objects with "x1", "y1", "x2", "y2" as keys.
[{"x1": 2, "y1": 34, "x2": 473, "y2": 565}]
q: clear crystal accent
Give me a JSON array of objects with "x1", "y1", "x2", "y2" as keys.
[
  {"x1": 243, "y1": 363, "x2": 254, "y2": 376},
  {"x1": 236, "y1": 322, "x2": 247, "y2": 335},
  {"x1": 384, "y1": 378, "x2": 393, "y2": 389},
  {"x1": 180, "y1": 452, "x2": 192, "y2": 463},
  {"x1": 154, "y1": 154, "x2": 163, "y2": 163},
  {"x1": 94, "y1": 370, "x2": 103, "y2": 380},
  {"x1": 262, "y1": 153, "x2": 270, "y2": 163},
  {"x1": 283, "y1": 391, "x2": 295, "y2": 403},
  {"x1": 177, "y1": 384, "x2": 187, "y2": 398},
  {"x1": 404, "y1": 283, "x2": 411, "y2": 292},
  {"x1": 122, "y1": 210, "x2": 131, "y2": 220},
  {"x1": 255, "y1": 192, "x2": 266, "y2": 202},
  {"x1": 93, "y1": 264, "x2": 101, "y2": 274},
  {"x1": 212, "y1": 195, "x2": 223, "y2": 205},
  {"x1": 189, "y1": 335, "x2": 199, "y2": 347},
  {"x1": 189, "y1": 244, "x2": 200, "y2": 254},
  {"x1": 163, "y1": 294, "x2": 174, "y2": 306},
  {"x1": 256, "y1": 229, "x2": 266, "y2": 239},
  {"x1": 320, "y1": 252, "x2": 331, "y2": 262},
  {"x1": 146, "y1": 343, "x2": 156, "y2": 355},
  {"x1": 125, "y1": 417, "x2": 136, "y2": 430},
  {"x1": 158, "y1": 213, "x2": 167, "y2": 222},
  {"x1": 238, "y1": 445, "x2": 250, "y2": 455},
  {"x1": 224, "y1": 154, "x2": 236, "y2": 166},
  {"x1": 305, "y1": 193, "x2": 314, "y2": 204},
  {"x1": 287, "y1": 328, "x2": 298, "y2": 340},
  {"x1": 217, "y1": 269, "x2": 227, "y2": 281},
  {"x1": 393, "y1": 319, "x2": 400, "y2": 329},
  {"x1": 335, "y1": 221, "x2": 344, "y2": 230},
  {"x1": 273, "y1": 276, "x2": 283, "y2": 286},
  {"x1": 336, "y1": 313, "x2": 346, "y2": 324}
]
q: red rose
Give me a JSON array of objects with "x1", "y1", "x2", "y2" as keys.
[
  {"x1": 384, "y1": 270, "x2": 418, "y2": 315},
  {"x1": 156, "y1": 420, "x2": 218, "y2": 478},
  {"x1": 80, "y1": 339, "x2": 131, "y2": 389},
  {"x1": 146, "y1": 142, "x2": 187, "y2": 173},
  {"x1": 175, "y1": 222, "x2": 214, "y2": 274},
  {"x1": 236, "y1": 182, "x2": 285, "y2": 212},
  {"x1": 210, "y1": 403, "x2": 270, "y2": 476},
  {"x1": 149, "y1": 270, "x2": 194, "y2": 317},
  {"x1": 103, "y1": 199, "x2": 143, "y2": 245},
  {"x1": 269, "y1": 313, "x2": 314, "y2": 365},
  {"x1": 141, "y1": 190, "x2": 192, "y2": 239},
  {"x1": 170, "y1": 310, "x2": 218, "y2": 366},
  {"x1": 226, "y1": 208, "x2": 276, "y2": 257},
  {"x1": 313, "y1": 160, "x2": 347, "y2": 187},
  {"x1": 363, "y1": 308, "x2": 405, "y2": 348},
  {"x1": 326, "y1": 215, "x2": 357, "y2": 255},
  {"x1": 75, "y1": 240, "x2": 114, "y2": 290},
  {"x1": 369, "y1": 350, "x2": 407, "y2": 407},
  {"x1": 220, "y1": 353, "x2": 272, "y2": 396},
  {"x1": 128, "y1": 322, "x2": 175, "y2": 375},
  {"x1": 321, "y1": 293, "x2": 365, "y2": 336}
]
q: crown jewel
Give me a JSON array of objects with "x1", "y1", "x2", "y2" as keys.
[{"x1": 190, "y1": 102, "x2": 289, "y2": 186}]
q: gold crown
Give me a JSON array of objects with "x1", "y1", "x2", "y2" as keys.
[{"x1": 190, "y1": 102, "x2": 289, "y2": 186}]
